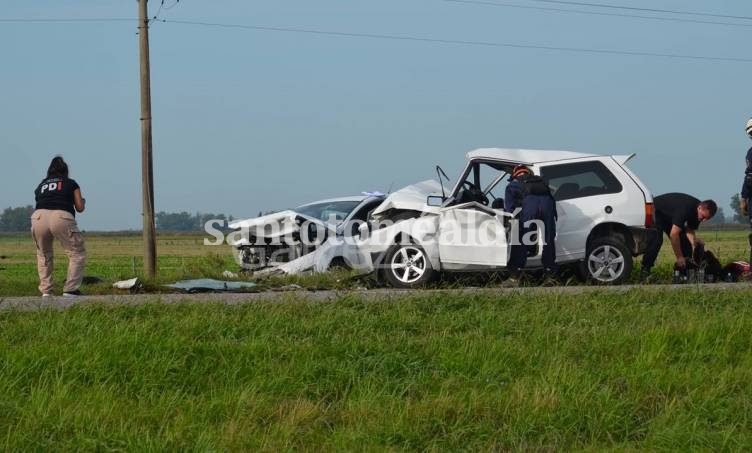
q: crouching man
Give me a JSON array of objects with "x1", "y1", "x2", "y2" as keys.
[{"x1": 640, "y1": 193, "x2": 717, "y2": 280}]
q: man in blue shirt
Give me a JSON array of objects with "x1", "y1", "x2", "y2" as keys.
[
  {"x1": 503, "y1": 165, "x2": 557, "y2": 285},
  {"x1": 741, "y1": 118, "x2": 752, "y2": 224}
]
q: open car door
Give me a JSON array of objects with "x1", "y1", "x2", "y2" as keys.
[{"x1": 438, "y1": 202, "x2": 509, "y2": 267}]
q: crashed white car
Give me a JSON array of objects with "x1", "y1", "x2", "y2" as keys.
[
  {"x1": 228, "y1": 194, "x2": 385, "y2": 276},
  {"x1": 357, "y1": 148, "x2": 656, "y2": 287}
]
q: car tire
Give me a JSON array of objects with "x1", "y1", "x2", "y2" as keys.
[
  {"x1": 383, "y1": 241, "x2": 435, "y2": 288},
  {"x1": 583, "y1": 236, "x2": 632, "y2": 285}
]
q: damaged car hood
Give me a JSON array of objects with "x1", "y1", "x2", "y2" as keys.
[
  {"x1": 228, "y1": 210, "x2": 332, "y2": 242},
  {"x1": 371, "y1": 179, "x2": 443, "y2": 218},
  {"x1": 229, "y1": 210, "x2": 299, "y2": 240}
]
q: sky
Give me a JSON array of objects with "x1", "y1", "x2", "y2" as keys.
[{"x1": 1, "y1": 0, "x2": 750, "y2": 230}]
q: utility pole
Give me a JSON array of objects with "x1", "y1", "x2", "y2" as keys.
[{"x1": 138, "y1": 0, "x2": 157, "y2": 279}]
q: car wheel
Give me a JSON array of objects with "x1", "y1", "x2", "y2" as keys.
[
  {"x1": 584, "y1": 236, "x2": 632, "y2": 284},
  {"x1": 383, "y1": 242, "x2": 435, "y2": 288}
]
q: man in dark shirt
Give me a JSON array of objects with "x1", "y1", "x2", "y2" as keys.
[
  {"x1": 740, "y1": 118, "x2": 752, "y2": 225},
  {"x1": 503, "y1": 165, "x2": 558, "y2": 285},
  {"x1": 640, "y1": 193, "x2": 717, "y2": 279}
]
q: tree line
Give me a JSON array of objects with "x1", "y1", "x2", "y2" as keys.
[
  {"x1": 154, "y1": 211, "x2": 235, "y2": 232},
  {"x1": 0, "y1": 206, "x2": 235, "y2": 232},
  {"x1": 0, "y1": 196, "x2": 748, "y2": 232}
]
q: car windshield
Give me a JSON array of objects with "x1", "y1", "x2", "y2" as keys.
[
  {"x1": 452, "y1": 161, "x2": 511, "y2": 206},
  {"x1": 295, "y1": 200, "x2": 361, "y2": 223}
]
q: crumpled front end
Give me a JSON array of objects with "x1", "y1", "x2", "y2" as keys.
[
  {"x1": 370, "y1": 179, "x2": 442, "y2": 221},
  {"x1": 228, "y1": 210, "x2": 331, "y2": 273},
  {"x1": 253, "y1": 239, "x2": 374, "y2": 277},
  {"x1": 232, "y1": 238, "x2": 307, "y2": 272}
]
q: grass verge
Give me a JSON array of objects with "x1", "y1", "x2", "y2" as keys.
[{"x1": 2, "y1": 288, "x2": 752, "y2": 450}]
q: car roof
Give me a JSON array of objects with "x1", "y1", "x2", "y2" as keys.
[
  {"x1": 466, "y1": 147, "x2": 601, "y2": 164},
  {"x1": 296, "y1": 195, "x2": 383, "y2": 208}
]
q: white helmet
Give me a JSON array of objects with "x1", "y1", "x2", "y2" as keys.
[{"x1": 747, "y1": 118, "x2": 752, "y2": 138}]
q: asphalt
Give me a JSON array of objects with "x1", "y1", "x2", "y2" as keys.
[{"x1": 1, "y1": 282, "x2": 751, "y2": 312}]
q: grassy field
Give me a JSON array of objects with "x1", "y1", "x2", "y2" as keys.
[
  {"x1": 1, "y1": 228, "x2": 750, "y2": 296},
  {"x1": 2, "y1": 289, "x2": 752, "y2": 450},
  {"x1": 1, "y1": 229, "x2": 752, "y2": 450},
  {"x1": 0, "y1": 233, "x2": 237, "y2": 296},
  {"x1": 0, "y1": 232, "x2": 379, "y2": 297}
]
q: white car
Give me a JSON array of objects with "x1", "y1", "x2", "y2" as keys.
[
  {"x1": 357, "y1": 148, "x2": 656, "y2": 287},
  {"x1": 228, "y1": 194, "x2": 385, "y2": 276}
]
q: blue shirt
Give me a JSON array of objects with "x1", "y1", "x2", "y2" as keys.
[
  {"x1": 504, "y1": 179, "x2": 524, "y2": 214},
  {"x1": 743, "y1": 146, "x2": 752, "y2": 199}
]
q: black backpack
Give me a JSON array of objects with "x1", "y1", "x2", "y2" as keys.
[{"x1": 519, "y1": 174, "x2": 553, "y2": 198}]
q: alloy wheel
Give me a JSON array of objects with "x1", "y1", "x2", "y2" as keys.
[{"x1": 390, "y1": 246, "x2": 427, "y2": 284}]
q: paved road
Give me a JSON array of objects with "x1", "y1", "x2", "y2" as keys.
[{"x1": 2, "y1": 282, "x2": 751, "y2": 312}]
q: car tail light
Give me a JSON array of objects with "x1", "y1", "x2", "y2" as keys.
[{"x1": 644, "y1": 203, "x2": 654, "y2": 228}]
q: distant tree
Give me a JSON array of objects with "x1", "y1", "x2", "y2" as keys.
[
  {"x1": 0, "y1": 205, "x2": 34, "y2": 232},
  {"x1": 198, "y1": 213, "x2": 233, "y2": 232},
  {"x1": 156, "y1": 211, "x2": 235, "y2": 231},
  {"x1": 730, "y1": 194, "x2": 747, "y2": 224},
  {"x1": 706, "y1": 207, "x2": 725, "y2": 225},
  {"x1": 155, "y1": 211, "x2": 195, "y2": 231}
]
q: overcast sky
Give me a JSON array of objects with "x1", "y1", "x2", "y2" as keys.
[{"x1": 2, "y1": 0, "x2": 750, "y2": 230}]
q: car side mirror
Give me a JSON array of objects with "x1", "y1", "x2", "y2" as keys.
[{"x1": 427, "y1": 195, "x2": 444, "y2": 207}]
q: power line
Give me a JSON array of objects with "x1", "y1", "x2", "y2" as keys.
[
  {"x1": 152, "y1": 1, "x2": 165, "y2": 23},
  {"x1": 152, "y1": 0, "x2": 180, "y2": 24},
  {"x1": 525, "y1": 0, "x2": 752, "y2": 21},
  {"x1": 442, "y1": 0, "x2": 752, "y2": 28},
  {"x1": 3, "y1": 15, "x2": 749, "y2": 63},
  {"x1": 163, "y1": 0, "x2": 181, "y2": 11},
  {"x1": 161, "y1": 19, "x2": 752, "y2": 64},
  {"x1": 0, "y1": 18, "x2": 133, "y2": 23}
]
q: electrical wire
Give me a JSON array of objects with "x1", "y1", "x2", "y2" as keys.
[
  {"x1": 151, "y1": 1, "x2": 165, "y2": 23},
  {"x1": 0, "y1": 18, "x2": 134, "y2": 23},
  {"x1": 442, "y1": 0, "x2": 752, "y2": 28},
  {"x1": 151, "y1": 0, "x2": 180, "y2": 24},
  {"x1": 525, "y1": 0, "x2": 752, "y2": 21},
  {"x1": 163, "y1": 0, "x2": 180, "y2": 10},
  {"x1": 161, "y1": 19, "x2": 752, "y2": 64},
  {"x1": 3, "y1": 14, "x2": 750, "y2": 64}
]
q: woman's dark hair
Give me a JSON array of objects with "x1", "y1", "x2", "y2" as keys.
[{"x1": 46, "y1": 156, "x2": 69, "y2": 178}]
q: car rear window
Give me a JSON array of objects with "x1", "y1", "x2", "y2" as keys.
[{"x1": 540, "y1": 161, "x2": 623, "y2": 201}]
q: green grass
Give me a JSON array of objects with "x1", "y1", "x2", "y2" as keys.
[
  {"x1": 2, "y1": 289, "x2": 752, "y2": 450},
  {"x1": 2, "y1": 228, "x2": 752, "y2": 450},
  {"x1": 0, "y1": 233, "x2": 237, "y2": 296},
  {"x1": 1, "y1": 227, "x2": 750, "y2": 296},
  {"x1": 0, "y1": 233, "x2": 377, "y2": 296}
]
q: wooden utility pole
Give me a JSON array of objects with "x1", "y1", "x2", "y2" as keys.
[{"x1": 138, "y1": 0, "x2": 157, "y2": 279}]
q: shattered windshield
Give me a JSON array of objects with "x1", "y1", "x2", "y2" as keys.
[{"x1": 295, "y1": 200, "x2": 361, "y2": 223}]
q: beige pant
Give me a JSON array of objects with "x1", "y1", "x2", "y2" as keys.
[{"x1": 31, "y1": 209, "x2": 87, "y2": 294}]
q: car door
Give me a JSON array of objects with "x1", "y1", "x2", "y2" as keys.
[
  {"x1": 438, "y1": 202, "x2": 509, "y2": 266},
  {"x1": 540, "y1": 160, "x2": 624, "y2": 261}
]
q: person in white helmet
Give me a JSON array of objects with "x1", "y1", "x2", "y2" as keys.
[{"x1": 741, "y1": 118, "x2": 752, "y2": 224}]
